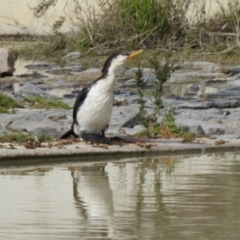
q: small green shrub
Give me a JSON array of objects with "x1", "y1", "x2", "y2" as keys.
[
  {"x1": 163, "y1": 110, "x2": 181, "y2": 134},
  {"x1": 135, "y1": 56, "x2": 195, "y2": 140},
  {"x1": 29, "y1": 96, "x2": 71, "y2": 110},
  {"x1": 0, "y1": 93, "x2": 18, "y2": 113},
  {"x1": 135, "y1": 56, "x2": 172, "y2": 135},
  {"x1": 78, "y1": 0, "x2": 188, "y2": 51}
]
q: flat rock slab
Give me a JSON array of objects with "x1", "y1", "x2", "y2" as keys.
[
  {"x1": 0, "y1": 109, "x2": 71, "y2": 137},
  {"x1": 1, "y1": 137, "x2": 240, "y2": 161}
]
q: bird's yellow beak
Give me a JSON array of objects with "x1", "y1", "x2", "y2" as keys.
[{"x1": 127, "y1": 50, "x2": 144, "y2": 60}]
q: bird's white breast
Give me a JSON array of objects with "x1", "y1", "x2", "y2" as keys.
[{"x1": 75, "y1": 78, "x2": 114, "y2": 135}]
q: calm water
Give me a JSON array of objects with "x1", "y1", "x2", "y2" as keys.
[{"x1": 1, "y1": 152, "x2": 240, "y2": 240}]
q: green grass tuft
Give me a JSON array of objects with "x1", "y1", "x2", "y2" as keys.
[
  {"x1": 0, "y1": 132, "x2": 34, "y2": 144},
  {"x1": 0, "y1": 132, "x2": 53, "y2": 144},
  {"x1": 29, "y1": 96, "x2": 71, "y2": 110},
  {"x1": 0, "y1": 93, "x2": 18, "y2": 113},
  {"x1": 37, "y1": 133, "x2": 53, "y2": 142}
]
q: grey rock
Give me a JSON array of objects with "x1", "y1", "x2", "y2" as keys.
[
  {"x1": 162, "y1": 97, "x2": 240, "y2": 109},
  {"x1": 227, "y1": 66, "x2": 240, "y2": 74},
  {"x1": 73, "y1": 68, "x2": 101, "y2": 82},
  {"x1": 16, "y1": 72, "x2": 47, "y2": 79},
  {"x1": 63, "y1": 51, "x2": 81, "y2": 59},
  {"x1": 142, "y1": 73, "x2": 157, "y2": 83},
  {"x1": 183, "y1": 61, "x2": 218, "y2": 69},
  {"x1": 173, "y1": 107, "x2": 240, "y2": 137},
  {"x1": 121, "y1": 125, "x2": 146, "y2": 135},
  {"x1": 116, "y1": 95, "x2": 140, "y2": 105},
  {"x1": 120, "y1": 79, "x2": 136, "y2": 88},
  {"x1": 0, "y1": 48, "x2": 15, "y2": 77},
  {"x1": 108, "y1": 106, "x2": 139, "y2": 134},
  {"x1": 217, "y1": 89, "x2": 240, "y2": 98},
  {"x1": 189, "y1": 125, "x2": 205, "y2": 135},
  {"x1": 207, "y1": 100, "x2": 240, "y2": 109},
  {"x1": 161, "y1": 97, "x2": 181, "y2": 107},
  {"x1": 24, "y1": 62, "x2": 57, "y2": 70},
  {"x1": 205, "y1": 76, "x2": 238, "y2": 83},
  {"x1": 207, "y1": 127, "x2": 226, "y2": 135},
  {"x1": 45, "y1": 65, "x2": 84, "y2": 75},
  {"x1": 162, "y1": 98, "x2": 209, "y2": 109},
  {"x1": 0, "y1": 109, "x2": 72, "y2": 137},
  {"x1": 1, "y1": 83, "x2": 13, "y2": 91},
  {"x1": 211, "y1": 134, "x2": 240, "y2": 139},
  {"x1": 156, "y1": 116, "x2": 164, "y2": 124},
  {"x1": 114, "y1": 91, "x2": 140, "y2": 105},
  {"x1": 124, "y1": 67, "x2": 153, "y2": 79},
  {"x1": 204, "y1": 65, "x2": 222, "y2": 73},
  {"x1": 169, "y1": 71, "x2": 225, "y2": 82},
  {"x1": 0, "y1": 123, "x2": 4, "y2": 135},
  {"x1": 226, "y1": 79, "x2": 240, "y2": 87},
  {"x1": 16, "y1": 83, "x2": 57, "y2": 99},
  {"x1": 175, "y1": 116, "x2": 225, "y2": 136},
  {"x1": 26, "y1": 79, "x2": 45, "y2": 85},
  {"x1": 39, "y1": 79, "x2": 80, "y2": 90},
  {"x1": 187, "y1": 84, "x2": 200, "y2": 92}
]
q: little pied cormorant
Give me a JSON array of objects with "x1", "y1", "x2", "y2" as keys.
[{"x1": 60, "y1": 49, "x2": 143, "y2": 143}]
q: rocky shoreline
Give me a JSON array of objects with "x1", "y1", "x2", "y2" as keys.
[{"x1": 1, "y1": 49, "x2": 240, "y2": 157}]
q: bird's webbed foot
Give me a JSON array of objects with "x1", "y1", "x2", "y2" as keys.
[{"x1": 81, "y1": 131, "x2": 111, "y2": 144}]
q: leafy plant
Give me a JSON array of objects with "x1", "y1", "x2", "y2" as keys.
[
  {"x1": 163, "y1": 110, "x2": 181, "y2": 134},
  {"x1": 135, "y1": 56, "x2": 172, "y2": 137},
  {"x1": 51, "y1": 16, "x2": 67, "y2": 51},
  {"x1": 135, "y1": 56, "x2": 195, "y2": 141}
]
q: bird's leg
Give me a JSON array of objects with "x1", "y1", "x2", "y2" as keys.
[
  {"x1": 80, "y1": 130, "x2": 110, "y2": 144},
  {"x1": 100, "y1": 129, "x2": 111, "y2": 144},
  {"x1": 101, "y1": 129, "x2": 105, "y2": 138}
]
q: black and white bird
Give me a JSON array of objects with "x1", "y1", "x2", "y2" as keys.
[{"x1": 60, "y1": 49, "x2": 143, "y2": 143}]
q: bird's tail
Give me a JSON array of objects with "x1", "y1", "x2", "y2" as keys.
[{"x1": 60, "y1": 128, "x2": 78, "y2": 139}]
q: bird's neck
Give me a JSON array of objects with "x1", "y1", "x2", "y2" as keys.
[{"x1": 105, "y1": 64, "x2": 118, "y2": 87}]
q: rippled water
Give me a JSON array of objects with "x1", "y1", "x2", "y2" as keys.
[{"x1": 1, "y1": 152, "x2": 240, "y2": 240}]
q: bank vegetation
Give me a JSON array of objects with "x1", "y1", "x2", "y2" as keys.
[{"x1": 8, "y1": 0, "x2": 239, "y2": 62}]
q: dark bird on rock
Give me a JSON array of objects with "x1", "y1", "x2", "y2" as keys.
[{"x1": 60, "y1": 49, "x2": 143, "y2": 143}]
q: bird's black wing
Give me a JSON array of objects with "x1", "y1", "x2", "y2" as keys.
[
  {"x1": 72, "y1": 77, "x2": 103, "y2": 122},
  {"x1": 73, "y1": 87, "x2": 89, "y2": 123},
  {"x1": 60, "y1": 87, "x2": 89, "y2": 139}
]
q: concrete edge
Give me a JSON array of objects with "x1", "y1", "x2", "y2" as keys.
[{"x1": 1, "y1": 138, "x2": 240, "y2": 164}]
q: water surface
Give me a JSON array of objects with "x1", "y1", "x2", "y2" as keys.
[{"x1": 1, "y1": 152, "x2": 240, "y2": 239}]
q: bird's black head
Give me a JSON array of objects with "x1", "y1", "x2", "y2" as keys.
[{"x1": 101, "y1": 49, "x2": 143, "y2": 77}]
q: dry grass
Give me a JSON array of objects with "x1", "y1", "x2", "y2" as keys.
[{"x1": 8, "y1": 0, "x2": 240, "y2": 62}]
